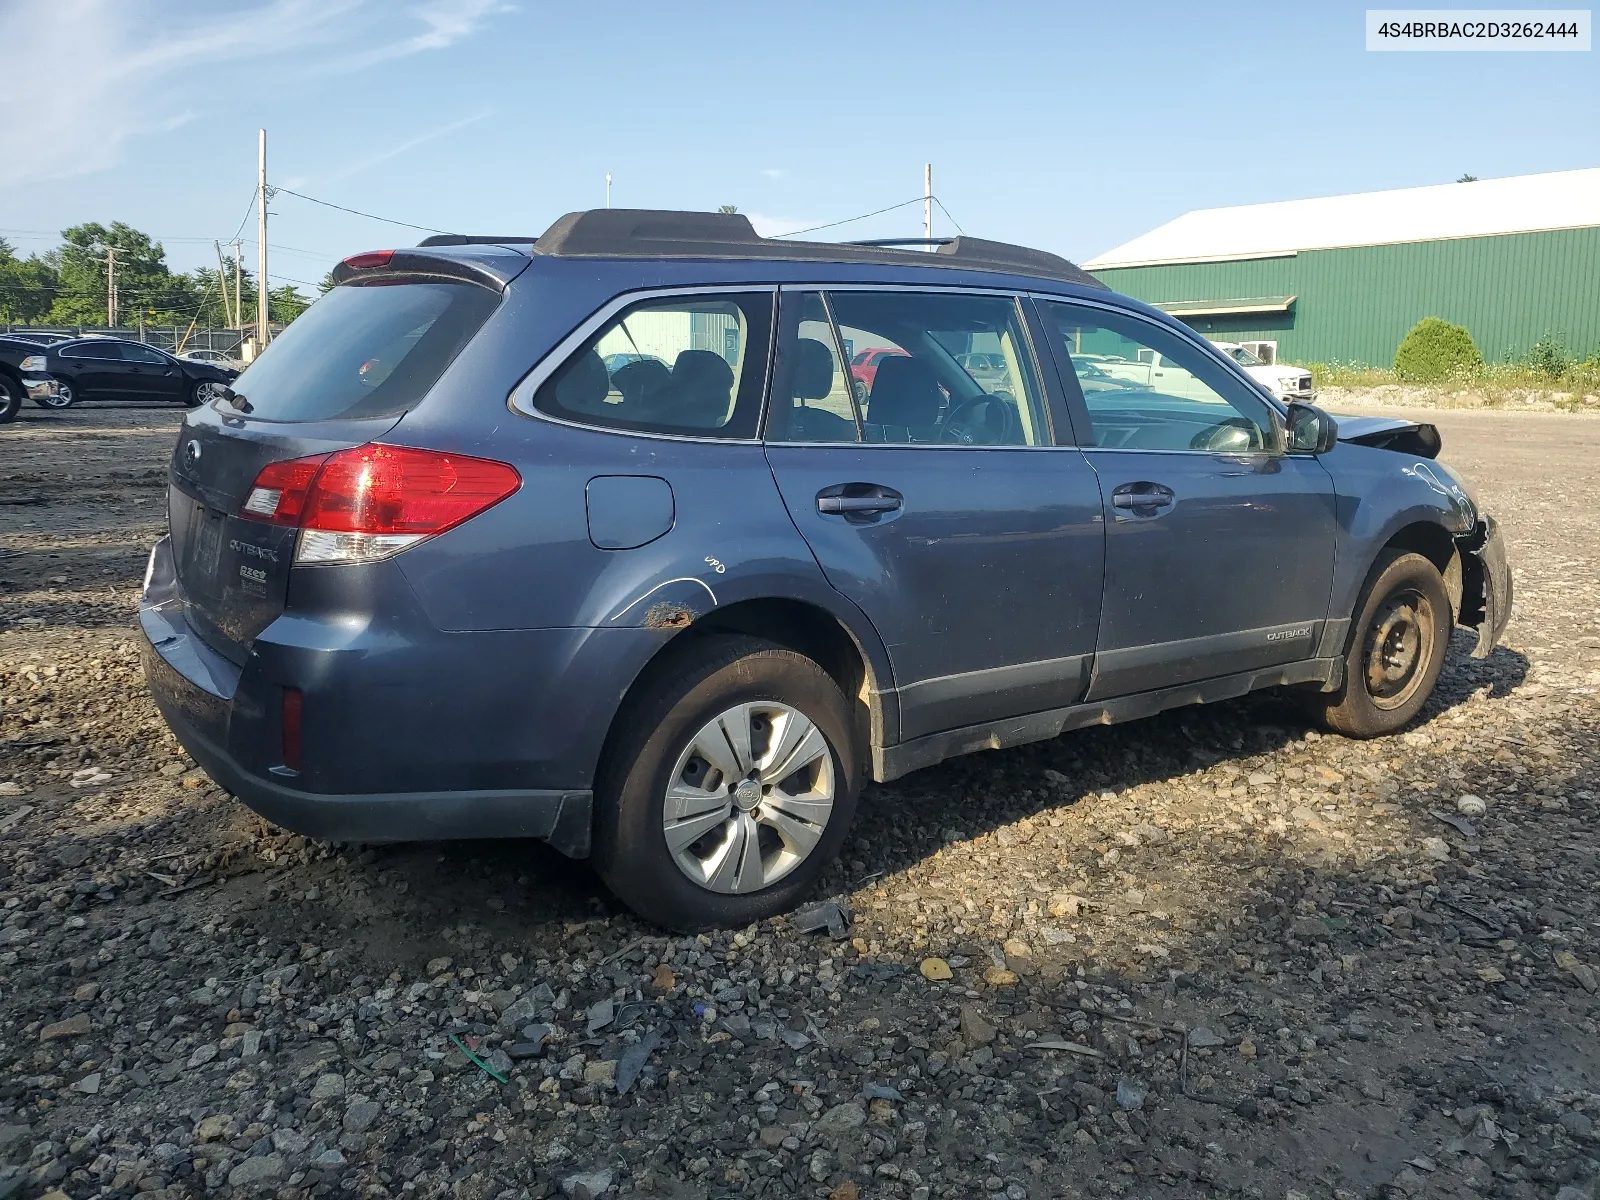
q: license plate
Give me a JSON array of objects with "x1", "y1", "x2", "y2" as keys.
[{"x1": 191, "y1": 507, "x2": 224, "y2": 581}]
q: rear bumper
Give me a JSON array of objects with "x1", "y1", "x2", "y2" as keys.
[
  {"x1": 143, "y1": 638, "x2": 592, "y2": 851},
  {"x1": 135, "y1": 535, "x2": 661, "y2": 855}
]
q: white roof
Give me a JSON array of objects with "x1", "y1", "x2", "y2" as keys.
[{"x1": 1084, "y1": 167, "x2": 1600, "y2": 269}]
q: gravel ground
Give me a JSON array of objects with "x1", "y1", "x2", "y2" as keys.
[{"x1": 1, "y1": 401, "x2": 1597, "y2": 1200}]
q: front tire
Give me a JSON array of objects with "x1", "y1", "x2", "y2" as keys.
[
  {"x1": 0, "y1": 375, "x2": 19, "y2": 423},
  {"x1": 593, "y1": 635, "x2": 860, "y2": 931},
  {"x1": 1316, "y1": 550, "x2": 1451, "y2": 737}
]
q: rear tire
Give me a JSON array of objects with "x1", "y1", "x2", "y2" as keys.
[
  {"x1": 1315, "y1": 550, "x2": 1451, "y2": 737},
  {"x1": 0, "y1": 375, "x2": 19, "y2": 424},
  {"x1": 592, "y1": 635, "x2": 860, "y2": 931}
]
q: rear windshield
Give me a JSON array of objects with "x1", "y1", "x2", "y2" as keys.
[{"x1": 226, "y1": 278, "x2": 499, "y2": 421}]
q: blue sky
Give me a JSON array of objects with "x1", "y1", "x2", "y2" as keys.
[{"x1": 1, "y1": 0, "x2": 1595, "y2": 288}]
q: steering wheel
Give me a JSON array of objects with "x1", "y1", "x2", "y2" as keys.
[
  {"x1": 941, "y1": 395, "x2": 1017, "y2": 445},
  {"x1": 1189, "y1": 417, "x2": 1262, "y2": 453}
]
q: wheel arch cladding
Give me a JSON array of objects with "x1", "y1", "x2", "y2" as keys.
[
  {"x1": 603, "y1": 597, "x2": 886, "y2": 784},
  {"x1": 1381, "y1": 520, "x2": 1464, "y2": 615}
]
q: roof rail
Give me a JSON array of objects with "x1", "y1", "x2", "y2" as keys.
[
  {"x1": 416, "y1": 234, "x2": 540, "y2": 247},
  {"x1": 512, "y1": 209, "x2": 1103, "y2": 287}
]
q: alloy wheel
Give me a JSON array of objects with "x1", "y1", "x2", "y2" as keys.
[
  {"x1": 661, "y1": 701, "x2": 836, "y2": 894},
  {"x1": 36, "y1": 382, "x2": 73, "y2": 408}
]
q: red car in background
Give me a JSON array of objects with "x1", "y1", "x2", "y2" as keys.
[{"x1": 848, "y1": 345, "x2": 908, "y2": 396}]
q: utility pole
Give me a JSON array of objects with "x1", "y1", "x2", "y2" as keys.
[
  {"x1": 214, "y1": 240, "x2": 234, "y2": 328},
  {"x1": 606, "y1": 173, "x2": 612, "y2": 208},
  {"x1": 256, "y1": 128, "x2": 270, "y2": 350},
  {"x1": 924, "y1": 163, "x2": 933, "y2": 246},
  {"x1": 105, "y1": 247, "x2": 119, "y2": 327},
  {"x1": 233, "y1": 240, "x2": 244, "y2": 331}
]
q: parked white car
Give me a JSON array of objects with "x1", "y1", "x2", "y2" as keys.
[
  {"x1": 179, "y1": 348, "x2": 244, "y2": 371},
  {"x1": 1210, "y1": 341, "x2": 1315, "y2": 402}
]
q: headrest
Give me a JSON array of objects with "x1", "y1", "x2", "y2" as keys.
[
  {"x1": 611, "y1": 357, "x2": 671, "y2": 406},
  {"x1": 554, "y1": 349, "x2": 609, "y2": 411},
  {"x1": 792, "y1": 337, "x2": 836, "y2": 401},
  {"x1": 671, "y1": 349, "x2": 734, "y2": 394},
  {"x1": 669, "y1": 350, "x2": 736, "y2": 426},
  {"x1": 866, "y1": 355, "x2": 942, "y2": 428}
]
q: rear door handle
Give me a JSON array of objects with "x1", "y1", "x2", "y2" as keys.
[
  {"x1": 818, "y1": 495, "x2": 901, "y2": 514},
  {"x1": 816, "y1": 484, "x2": 902, "y2": 519},
  {"x1": 1111, "y1": 483, "x2": 1176, "y2": 513}
]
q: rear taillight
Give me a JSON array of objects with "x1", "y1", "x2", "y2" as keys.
[
  {"x1": 281, "y1": 688, "x2": 303, "y2": 772},
  {"x1": 242, "y1": 454, "x2": 330, "y2": 523},
  {"x1": 240, "y1": 444, "x2": 520, "y2": 565}
]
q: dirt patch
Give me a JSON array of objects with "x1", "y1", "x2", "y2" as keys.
[{"x1": 1, "y1": 402, "x2": 1597, "y2": 1199}]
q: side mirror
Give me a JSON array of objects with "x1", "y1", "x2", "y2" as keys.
[{"x1": 1285, "y1": 402, "x2": 1338, "y2": 454}]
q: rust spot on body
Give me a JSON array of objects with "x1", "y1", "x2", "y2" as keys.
[{"x1": 642, "y1": 602, "x2": 695, "y2": 630}]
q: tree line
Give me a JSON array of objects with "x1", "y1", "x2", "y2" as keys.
[{"x1": 0, "y1": 222, "x2": 315, "y2": 329}]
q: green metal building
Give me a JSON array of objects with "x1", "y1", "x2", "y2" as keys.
[{"x1": 1083, "y1": 168, "x2": 1600, "y2": 367}]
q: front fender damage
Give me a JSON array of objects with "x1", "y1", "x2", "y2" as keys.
[{"x1": 1455, "y1": 515, "x2": 1512, "y2": 658}]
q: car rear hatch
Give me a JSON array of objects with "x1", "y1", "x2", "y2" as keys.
[{"x1": 166, "y1": 250, "x2": 515, "y2": 664}]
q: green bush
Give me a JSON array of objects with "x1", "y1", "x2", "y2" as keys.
[
  {"x1": 1527, "y1": 332, "x2": 1570, "y2": 380},
  {"x1": 1393, "y1": 317, "x2": 1483, "y2": 383}
]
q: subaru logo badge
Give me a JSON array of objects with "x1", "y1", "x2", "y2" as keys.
[{"x1": 185, "y1": 440, "x2": 202, "y2": 467}]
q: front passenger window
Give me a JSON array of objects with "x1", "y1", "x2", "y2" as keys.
[{"x1": 1042, "y1": 303, "x2": 1277, "y2": 453}]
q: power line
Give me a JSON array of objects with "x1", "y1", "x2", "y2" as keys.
[
  {"x1": 228, "y1": 188, "x2": 258, "y2": 245},
  {"x1": 774, "y1": 197, "x2": 930, "y2": 239},
  {"x1": 272, "y1": 187, "x2": 447, "y2": 235},
  {"x1": 932, "y1": 196, "x2": 965, "y2": 236}
]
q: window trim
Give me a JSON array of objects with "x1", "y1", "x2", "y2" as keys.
[
  {"x1": 818, "y1": 292, "x2": 866, "y2": 441},
  {"x1": 58, "y1": 341, "x2": 123, "y2": 361},
  {"x1": 123, "y1": 343, "x2": 171, "y2": 365},
  {"x1": 760, "y1": 283, "x2": 1062, "y2": 451},
  {"x1": 507, "y1": 284, "x2": 779, "y2": 444},
  {"x1": 1030, "y1": 292, "x2": 1287, "y2": 456}
]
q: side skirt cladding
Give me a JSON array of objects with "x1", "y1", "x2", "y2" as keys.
[{"x1": 873, "y1": 657, "x2": 1341, "y2": 783}]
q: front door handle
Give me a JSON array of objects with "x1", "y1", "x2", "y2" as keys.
[{"x1": 1111, "y1": 482, "x2": 1176, "y2": 514}]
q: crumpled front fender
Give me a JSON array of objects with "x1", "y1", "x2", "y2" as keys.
[{"x1": 1456, "y1": 515, "x2": 1512, "y2": 658}]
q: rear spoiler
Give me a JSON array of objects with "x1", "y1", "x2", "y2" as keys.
[{"x1": 330, "y1": 247, "x2": 530, "y2": 291}]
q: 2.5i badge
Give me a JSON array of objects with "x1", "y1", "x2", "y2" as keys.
[{"x1": 239, "y1": 564, "x2": 269, "y2": 595}]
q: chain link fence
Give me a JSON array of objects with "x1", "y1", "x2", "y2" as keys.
[{"x1": 0, "y1": 325, "x2": 285, "y2": 355}]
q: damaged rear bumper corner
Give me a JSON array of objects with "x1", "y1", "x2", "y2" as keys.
[{"x1": 1456, "y1": 515, "x2": 1512, "y2": 658}]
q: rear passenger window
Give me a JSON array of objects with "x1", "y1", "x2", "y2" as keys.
[
  {"x1": 535, "y1": 293, "x2": 773, "y2": 439},
  {"x1": 769, "y1": 291, "x2": 1049, "y2": 446},
  {"x1": 767, "y1": 293, "x2": 860, "y2": 444},
  {"x1": 830, "y1": 292, "x2": 1049, "y2": 446}
]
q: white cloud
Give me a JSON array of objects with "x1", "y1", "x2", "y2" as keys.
[
  {"x1": 760, "y1": 168, "x2": 788, "y2": 181},
  {"x1": 323, "y1": 111, "x2": 493, "y2": 182},
  {"x1": 337, "y1": 0, "x2": 515, "y2": 68},
  {"x1": 0, "y1": 0, "x2": 353, "y2": 187},
  {"x1": 0, "y1": 0, "x2": 511, "y2": 189}
]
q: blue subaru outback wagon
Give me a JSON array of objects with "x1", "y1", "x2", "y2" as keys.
[{"x1": 141, "y1": 210, "x2": 1511, "y2": 930}]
